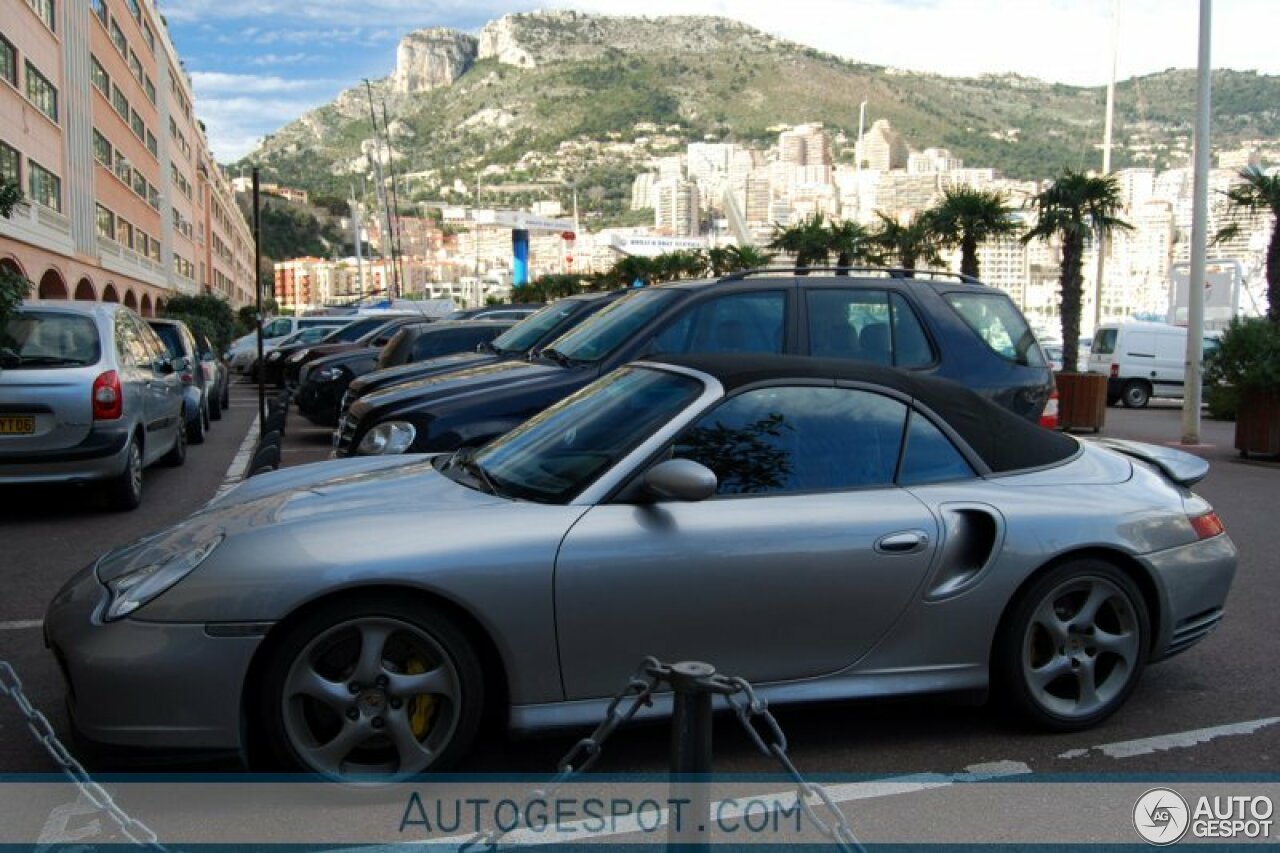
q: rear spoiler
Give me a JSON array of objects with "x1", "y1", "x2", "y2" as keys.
[{"x1": 1091, "y1": 438, "x2": 1210, "y2": 487}]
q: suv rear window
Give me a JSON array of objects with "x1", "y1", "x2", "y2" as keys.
[
  {"x1": 1, "y1": 312, "x2": 102, "y2": 369},
  {"x1": 150, "y1": 323, "x2": 186, "y2": 358},
  {"x1": 1092, "y1": 328, "x2": 1118, "y2": 355},
  {"x1": 944, "y1": 293, "x2": 1045, "y2": 367}
]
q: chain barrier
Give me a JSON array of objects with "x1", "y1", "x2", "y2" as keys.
[
  {"x1": 0, "y1": 661, "x2": 166, "y2": 851},
  {"x1": 461, "y1": 657, "x2": 864, "y2": 852}
]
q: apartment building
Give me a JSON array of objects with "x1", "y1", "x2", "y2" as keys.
[{"x1": 0, "y1": 0, "x2": 255, "y2": 314}]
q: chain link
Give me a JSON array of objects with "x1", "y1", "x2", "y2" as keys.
[{"x1": 0, "y1": 661, "x2": 166, "y2": 850}]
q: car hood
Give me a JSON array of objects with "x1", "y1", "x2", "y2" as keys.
[
  {"x1": 300, "y1": 342, "x2": 359, "y2": 359},
  {"x1": 309, "y1": 348, "x2": 376, "y2": 372},
  {"x1": 95, "y1": 456, "x2": 503, "y2": 584},
  {"x1": 356, "y1": 353, "x2": 501, "y2": 394},
  {"x1": 352, "y1": 358, "x2": 564, "y2": 417}
]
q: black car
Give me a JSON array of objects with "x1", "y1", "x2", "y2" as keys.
[
  {"x1": 336, "y1": 268, "x2": 1053, "y2": 458},
  {"x1": 441, "y1": 303, "x2": 543, "y2": 322},
  {"x1": 296, "y1": 320, "x2": 514, "y2": 426},
  {"x1": 341, "y1": 291, "x2": 628, "y2": 419},
  {"x1": 261, "y1": 316, "x2": 415, "y2": 387}
]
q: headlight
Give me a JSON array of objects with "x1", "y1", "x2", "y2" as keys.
[
  {"x1": 103, "y1": 533, "x2": 224, "y2": 621},
  {"x1": 315, "y1": 366, "x2": 347, "y2": 382},
  {"x1": 288, "y1": 350, "x2": 310, "y2": 363},
  {"x1": 356, "y1": 421, "x2": 416, "y2": 455},
  {"x1": 266, "y1": 351, "x2": 283, "y2": 362}
]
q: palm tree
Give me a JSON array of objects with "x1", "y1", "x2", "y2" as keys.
[
  {"x1": 1215, "y1": 166, "x2": 1280, "y2": 323},
  {"x1": 872, "y1": 211, "x2": 942, "y2": 276},
  {"x1": 930, "y1": 187, "x2": 1022, "y2": 279},
  {"x1": 704, "y1": 244, "x2": 774, "y2": 276},
  {"x1": 825, "y1": 219, "x2": 880, "y2": 274},
  {"x1": 1023, "y1": 170, "x2": 1131, "y2": 372},
  {"x1": 767, "y1": 213, "x2": 830, "y2": 275}
]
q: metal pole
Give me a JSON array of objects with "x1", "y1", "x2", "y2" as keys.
[
  {"x1": 364, "y1": 80, "x2": 400, "y2": 299},
  {"x1": 381, "y1": 101, "x2": 407, "y2": 299},
  {"x1": 668, "y1": 661, "x2": 714, "y2": 851},
  {"x1": 1183, "y1": 0, "x2": 1211, "y2": 445},
  {"x1": 252, "y1": 168, "x2": 265, "y2": 437},
  {"x1": 1093, "y1": 0, "x2": 1120, "y2": 331}
]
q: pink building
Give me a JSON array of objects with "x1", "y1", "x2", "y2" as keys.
[{"x1": 1, "y1": 0, "x2": 255, "y2": 314}]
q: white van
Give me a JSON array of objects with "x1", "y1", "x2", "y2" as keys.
[{"x1": 1088, "y1": 321, "x2": 1220, "y2": 408}]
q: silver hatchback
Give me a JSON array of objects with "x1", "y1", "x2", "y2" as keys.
[{"x1": 0, "y1": 301, "x2": 187, "y2": 510}]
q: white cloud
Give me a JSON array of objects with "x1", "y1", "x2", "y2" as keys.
[
  {"x1": 189, "y1": 72, "x2": 319, "y2": 95},
  {"x1": 196, "y1": 94, "x2": 336, "y2": 161}
]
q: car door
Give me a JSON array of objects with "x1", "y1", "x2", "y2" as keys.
[
  {"x1": 1152, "y1": 331, "x2": 1185, "y2": 397},
  {"x1": 554, "y1": 383, "x2": 939, "y2": 699}
]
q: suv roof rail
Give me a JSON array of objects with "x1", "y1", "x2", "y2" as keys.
[{"x1": 717, "y1": 266, "x2": 985, "y2": 285}]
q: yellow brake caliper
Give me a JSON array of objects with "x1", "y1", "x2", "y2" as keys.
[{"x1": 406, "y1": 658, "x2": 437, "y2": 738}]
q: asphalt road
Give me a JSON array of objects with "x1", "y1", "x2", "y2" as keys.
[{"x1": 2, "y1": 393, "x2": 1277, "y2": 788}]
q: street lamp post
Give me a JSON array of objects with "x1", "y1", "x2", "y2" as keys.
[{"x1": 1182, "y1": 0, "x2": 1212, "y2": 446}]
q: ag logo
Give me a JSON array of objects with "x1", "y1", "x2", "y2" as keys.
[{"x1": 1134, "y1": 788, "x2": 1190, "y2": 845}]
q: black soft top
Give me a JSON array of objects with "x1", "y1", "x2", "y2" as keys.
[{"x1": 648, "y1": 353, "x2": 1078, "y2": 474}]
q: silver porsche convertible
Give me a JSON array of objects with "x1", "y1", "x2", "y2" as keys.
[{"x1": 46, "y1": 354, "x2": 1237, "y2": 779}]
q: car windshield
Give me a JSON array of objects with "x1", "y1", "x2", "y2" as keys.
[
  {"x1": 323, "y1": 320, "x2": 383, "y2": 343},
  {"x1": 1093, "y1": 328, "x2": 1118, "y2": 355},
  {"x1": 466, "y1": 366, "x2": 703, "y2": 503},
  {"x1": 541, "y1": 289, "x2": 681, "y2": 363},
  {"x1": 0, "y1": 312, "x2": 102, "y2": 369},
  {"x1": 491, "y1": 301, "x2": 583, "y2": 354}
]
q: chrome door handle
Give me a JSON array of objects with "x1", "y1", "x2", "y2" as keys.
[{"x1": 875, "y1": 531, "x2": 929, "y2": 554}]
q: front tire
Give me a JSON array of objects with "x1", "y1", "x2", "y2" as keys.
[
  {"x1": 258, "y1": 596, "x2": 484, "y2": 780},
  {"x1": 187, "y1": 401, "x2": 207, "y2": 444},
  {"x1": 996, "y1": 560, "x2": 1149, "y2": 731}
]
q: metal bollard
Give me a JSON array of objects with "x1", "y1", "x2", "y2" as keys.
[{"x1": 667, "y1": 661, "x2": 715, "y2": 851}]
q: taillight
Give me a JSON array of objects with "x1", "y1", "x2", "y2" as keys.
[
  {"x1": 1109, "y1": 363, "x2": 1119, "y2": 378},
  {"x1": 1039, "y1": 389, "x2": 1060, "y2": 430},
  {"x1": 179, "y1": 367, "x2": 194, "y2": 385},
  {"x1": 1190, "y1": 511, "x2": 1225, "y2": 540},
  {"x1": 92, "y1": 370, "x2": 123, "y2": 420}
]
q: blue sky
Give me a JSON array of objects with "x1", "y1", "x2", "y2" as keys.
[{"x1": 160, "y1": 0, "x2": 1280, "y2": 163}]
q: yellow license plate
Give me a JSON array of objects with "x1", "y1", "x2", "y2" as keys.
[{"x1": 0, "y1": 416, "x2": 36, "y2": 435}]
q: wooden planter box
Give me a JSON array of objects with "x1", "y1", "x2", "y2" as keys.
[
  {"x1": 1055, "y1": 371, "x2": 1108, "y2": 433},
  {"x1": 1236, "y1": 388, "x2": 1280, "y2": 458}
]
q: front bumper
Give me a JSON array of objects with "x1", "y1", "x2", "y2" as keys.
[
  {"x1": 44, "y1": 562, "x2": 264, "y2": 752},
  {"x1": 1142, "y1": 532, "x2": 1238, "y2": 661},
  {"x1": 296, "y1": 379, "x2": 346, "y2": 426}
]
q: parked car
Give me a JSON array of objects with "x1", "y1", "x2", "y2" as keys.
[
  {"x1": 0, "y1": 301, "x2": 187, "y2": 510},
  {"x1": 147, "y1": 318, "x2": 211, "y2": 444},
  {"x1": 235, "y1": 326, "x2": 340, "y2": 381},
  {"x1": 46, "y1": 353, "x2": 1236, "y2": 778},
  {"x1": 336, "y1": 269, "x2": 1054, "y2": 458},
  {"x1": 192, "y1": 330, "x2": 230, "y2": 421},
  {"x1": 227, "y1": 316, "x2": 347, "y2": 375},
  {"x1": 261, "y1": 316, "x2": 416, "y2": 388},
  {"x1": 441, "y1": 303, "x2": 543, "y2": 322},
  {"x1": 284, "y1": 316, "x2": 430, "y2": 389},
  {"x1": 342, "y1": 291, "x2": 629, "y2": 415},
  {"x1": 1087, "y1": 321, "x2": 1220, "y2": 408},
  {"x1": 297, "y1": 320, "x2": 514, "y2": 427}
]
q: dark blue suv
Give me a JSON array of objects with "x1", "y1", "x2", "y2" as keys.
[{"x1": 336, "y1": 269, "x2": 1053, "y2": 458}]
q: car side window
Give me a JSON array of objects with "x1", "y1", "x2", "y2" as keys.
[
  {"x1": 805, "y1": 289, "x2": 933, "y2": 368},
  {"x1": 653, "y1": 291, "x2": 786, "y2": 355},
  {"x1": 114, "y1": 316, "x2": 136, "y2": 367},
  {"x1": 120, "y1": 316, "x2": 154, "y2": 368},
  {"x1": 135, "y1": 319, "x2": 168, "y2": 368},
  {"x1": 897, "y1": 411, "x2": 975, "y2": 486},
  {"x1": 672, "y1": 385, "x2": 908, "y2": 495}
]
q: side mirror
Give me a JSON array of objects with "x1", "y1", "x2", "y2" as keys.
[
  {"x1": 153, "y1": 357, "x2": 174, "y2": 374},
  {"x1": 171, "y1": 356, "x2": 189, "y2": 374},
  {"x1": 642, "y1": 459, "x2": 717, "y2": 502}
]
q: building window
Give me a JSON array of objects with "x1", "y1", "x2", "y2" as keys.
[
  {"x1": 131, "y1": 168, "x2": 146, "y2": 197},
  {"x1": 130, "y1": 108, "x2": 144, "y2": 139},
  {"x1": 96, "y1": 203, "x2": 114, "y2": 239},
  {"x1": 111, "y1": 84, "x2": 128, "y2": 120},
  {"x1": 1, "y1": 35, "x2": 16, "y2": 88},
  {"x1": 91, "y1": 55, "x2": 109, "y2": 95},
  {"x1": 113, "y1": 150, "x2": 130, "y2": 183},
  {"x1": 110, "y1": 18, "x2": 127, "y2": 55},
  {"x1": 116, "y1": 217, "x2": 133, "y2": 250},
  {"x1": 148, "y1": 236, "x2": 160, "y2": 262},
  {"x1": 128, "y1": 50, "x2": 143, "y2": 83},
  {"x1": 27, "y1": 160, "x2": 61, "y2": 212},
  {"x1": 128, "y1": 0, "x2": 141, "y2": 21},
  {"x1": 28, "y1": 0, "x2": 56, "y2": 33},
  {"x1": 93, "y1": 129, "x2": 112, "y2": 166},
  {"x1": 92, "y1": 0, "x2": 107, "y2": 25},
  {"x1": 147, "y1": 183, "x2": 159, "y2": 209},
  {"x1": 142, "y1": 22, "x2": 155, "y2": 53},
  {"x1": 144, "y1": 76, "x2": 155, "y2": 104},
  {"x1": 0, "y1": 140, "x2": 19, "y2": 186},
  {"x1": 25, "y1": 61, "x2": 58, "y2": 123},
  {"x1": 145, "y1": 130, "x2": 157, "y2": 157}
]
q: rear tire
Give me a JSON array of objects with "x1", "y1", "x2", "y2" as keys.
[
  {"x1": 995, "y1": 559, "x2": 1149, "y2": 732},
  {"x1": 187, "y1": 402, "x2": 207, "y2": 444},
  {"x1": 1120, "y1": 380, "x2": 1151, "y2": 409},
  {"x1": 209, "y1": 390, "x2": 223, "y2": 421},
  {"x1": 103, "y1": 436, "x2": 144, "y2": 511}
]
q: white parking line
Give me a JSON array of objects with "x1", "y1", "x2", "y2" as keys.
[
  {"x1": 1058, "y1": 716, "x2": 1280, "y2": 760},
  {"x1": 0, "y1": 620, "x2": 42, "y2": 631},
  {"x1": 211, "y1": 415, "x2": 259, "y2": 502}
]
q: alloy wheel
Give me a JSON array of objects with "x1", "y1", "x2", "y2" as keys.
[{"x1": 280, "y1": 616, "x2": 462, "y2": 779}]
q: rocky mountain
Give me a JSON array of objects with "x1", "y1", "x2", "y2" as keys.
[{"x1": 240, "y1": 11, "x2": 1280, "y2": 220}]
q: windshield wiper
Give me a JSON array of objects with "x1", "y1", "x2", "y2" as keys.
[
  {"x1": 539, "y1": 347, "x2": 588, "y2": 367},
  {"x1": 16, "y1": 355, "x2": 88, "y2": 366},
  {"x1": 448, "y1": 447, "x2": 503, "y2": 497}
]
